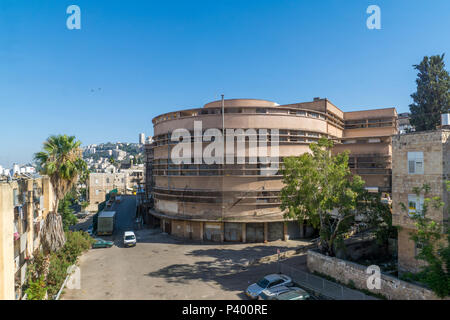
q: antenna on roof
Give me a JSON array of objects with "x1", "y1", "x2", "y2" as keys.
[{"x1": 221, "y1": 94, "x2": 225, "y2": 133}]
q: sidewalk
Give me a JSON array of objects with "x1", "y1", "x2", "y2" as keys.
[{"x1": 279, "y1": 261, "x2": 378, "y2": 300}]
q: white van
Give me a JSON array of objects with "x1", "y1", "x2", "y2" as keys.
[{"x1": 123, "y1": 231, "x2": 136, "y2": 247}]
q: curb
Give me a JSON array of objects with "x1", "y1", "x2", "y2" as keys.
[{"x1": 54, "y1": 264, "x2": 77, "y2": 300}]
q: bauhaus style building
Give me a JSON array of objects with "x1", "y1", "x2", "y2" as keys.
[{"x1": 145, "y1": 98, "x2": 398, "y2": 242}]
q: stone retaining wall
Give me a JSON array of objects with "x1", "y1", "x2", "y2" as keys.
[{"x1": 307, "y1": 250, "x2": 446, "y2": 300}]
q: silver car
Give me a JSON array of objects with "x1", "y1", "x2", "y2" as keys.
[
  {"x1": 245, "y1": 274, "x2": 292, "y2": 299},
  {"x1": 259, "y1": 285, "x2": 301, "y2": 300}
]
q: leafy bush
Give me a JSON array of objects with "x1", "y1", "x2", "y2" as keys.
[
  {"x1": 46, "y1": 252, "x2": 71, "y2": 297},
  {"x1": 25, "y1": 275, "x2": 47, "y2": 300},
  {"x1": 25, "y1": 231, "x2": 94, "y2": 299},
  {"x1": 61, "y1": 231, "x2": 94, "y2": 264}
]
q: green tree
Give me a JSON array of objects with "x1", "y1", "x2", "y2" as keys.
[
  {"x1": 280, "y1": 137, "x2": 367, "y2": 256},
  {"x1": 357, "y1": 191, "x2": 397, "y2": 251},
  {"x1": 58, "y1": 194, "x2": 78, "y2": 231},
  {"x1": 409, "y1": 54, "x2": 450, "y2": 131},
  {"x1": 34, "y1": 134, "x2": 88, "y2": 252},
  {"x1": 400, "y1": 182, "x2": 450, "y2": 298}
]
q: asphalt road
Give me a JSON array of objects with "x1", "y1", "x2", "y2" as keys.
[
  {"x1": 62, "y1": 195, "x2": 311, "y2": 300},
  {"x1": 110, "y1": 195, "x2": 137, "y2": 241}
]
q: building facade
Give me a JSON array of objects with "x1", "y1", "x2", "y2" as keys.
[
  {"x1": 0, "y1": 175, "x2": 55, "y2": 300},
  {"x1": 392, "y1": 129, "x2": 450, "y2": 273},
  {"x1": 87, "y1": 166, "x2": 144, "y2": 211},
  {"x1": 146, "y1": 98, "x2": 398, "y2": 242}
]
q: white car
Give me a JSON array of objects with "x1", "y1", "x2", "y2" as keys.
[
  {"x1": 123, "y1": 231, "x2": 136, "y2": 247},
  {"x1": 245, "y1": 274, "x2": 292, "y2": 299}
]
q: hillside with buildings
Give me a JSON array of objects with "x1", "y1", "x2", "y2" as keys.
[{"x1": 83, "y1": 137, "x2": 152, "y2": 173}]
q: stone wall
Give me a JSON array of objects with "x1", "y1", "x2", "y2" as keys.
[
  {"x1": 391, "y1": 129, "x2": 450, "y2": 273},
  {"x1": 307, "y1": 250, "x2": 446, "y2": 300}
]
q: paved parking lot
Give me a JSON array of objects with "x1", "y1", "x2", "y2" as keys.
[
  {"x1": 62, "y1": 228, "x2": 310, "y2": 300},
  {"x1": 62, "y1": 196, "x2": 310, "y2": 300}
]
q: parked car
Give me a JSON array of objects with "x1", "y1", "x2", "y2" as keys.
[
  {"x1": 87, "y1": 225, "x2": 94, "y2": 236},
  {"x1": 245, "y1": 274, "x2": 292, "y2": 299},
  {"x1": 259, "y1": 285, "x2": 301, "y2": 300},
  {"x1": 92, "y1": 238, "x2": 114, "y2": 249},
  {"x1": 123, "y1": 231, "x2": 136, "y2": 247},
  {"x1": 273, "y1": 287, "x2": 311, "y2": 300}
]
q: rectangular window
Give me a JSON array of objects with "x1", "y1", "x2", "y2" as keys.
[
  {"x1": 408, "y1": 194, "x2": 424, "y2": 217},
  {"x1": 407, "y1": 152, "x2": 424, "y2": 174}
]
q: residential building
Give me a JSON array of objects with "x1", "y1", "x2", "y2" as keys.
[
  {"x1": 112, "y1": 149, "x2": 127, "y2": 161},
  {"x1": 0, "y1": 175, "x2": 55, "y2": 300},
  {"x1": 146, "y1": 98, "x2": 398, "y2": 242},
  {"x1": 139, "y1": 133, "x2": 145, "y2": 145},
  {"x1": 392, "y1": 127, "x2": 450, "y2": 273},
  {"x1": 86, "y1": 165, "x2": 144, "y2": 211}
]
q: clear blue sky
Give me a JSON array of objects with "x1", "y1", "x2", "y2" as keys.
[{"x1": 1, "y1": 0, "x2": 449, "y2": 167}]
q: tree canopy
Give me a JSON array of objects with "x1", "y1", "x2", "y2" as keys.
[
  {"x1": 281, "y1": 138, "x2": 367, "y2": 256},
  {"x1": 409, "y1": 54, "x2": 450, "y2": 131},
  {"x1": 34, "y1": 134, "x2": 88, "y2": 252}
]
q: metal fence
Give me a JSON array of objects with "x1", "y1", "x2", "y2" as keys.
[{"x1": 279, "y1": 263, "x2": 377, "y2": 300}]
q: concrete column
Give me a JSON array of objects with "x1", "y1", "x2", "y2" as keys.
[
  {"x1": 241, "y1": 223, "x2": 246, "y2": 243},
  {"x1": 264, "y1": 222, "x2": 268, "y2": 242},
  {"x1": 42, "y1": 177, "x2": 54, "y2": 217},
  {"x1": 283, "y1": 222, "x2": 288, "y2": 241}
]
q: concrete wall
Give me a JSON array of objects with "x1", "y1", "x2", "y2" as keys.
[
  {"x1": 0, "y1": 182, "x2": 15, "y2": 300},
  {"x1": 0, "y1": 177, "x2": 55, "y2": 300},
  {"x1": 307, "y1": 250, "x2": 446, "y2": 300}
]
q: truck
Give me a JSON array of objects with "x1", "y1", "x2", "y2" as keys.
[{"x1": 97, "y1": 211, "x2": 116, "y2": 236}]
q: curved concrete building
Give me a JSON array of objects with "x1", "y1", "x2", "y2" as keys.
[{"x1": 146, "y1": 98, "x2": 397, "y2": 242}]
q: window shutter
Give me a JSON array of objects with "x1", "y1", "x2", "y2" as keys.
[{"x1": 408, "y1": 160, "x2": 415, "y2": 174}]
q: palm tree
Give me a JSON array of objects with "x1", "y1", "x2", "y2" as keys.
[{"x1": 34, "y1": 134, "x2": 88, "y2": 252}]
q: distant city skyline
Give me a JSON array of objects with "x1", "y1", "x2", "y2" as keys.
[{"x1": 1, "y1": 0, "x2": 449, "y2": 167}]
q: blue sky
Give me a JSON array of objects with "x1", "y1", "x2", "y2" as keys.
[{"x1": 0, "y1": 0, "x2": 449, "y2": 167}]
